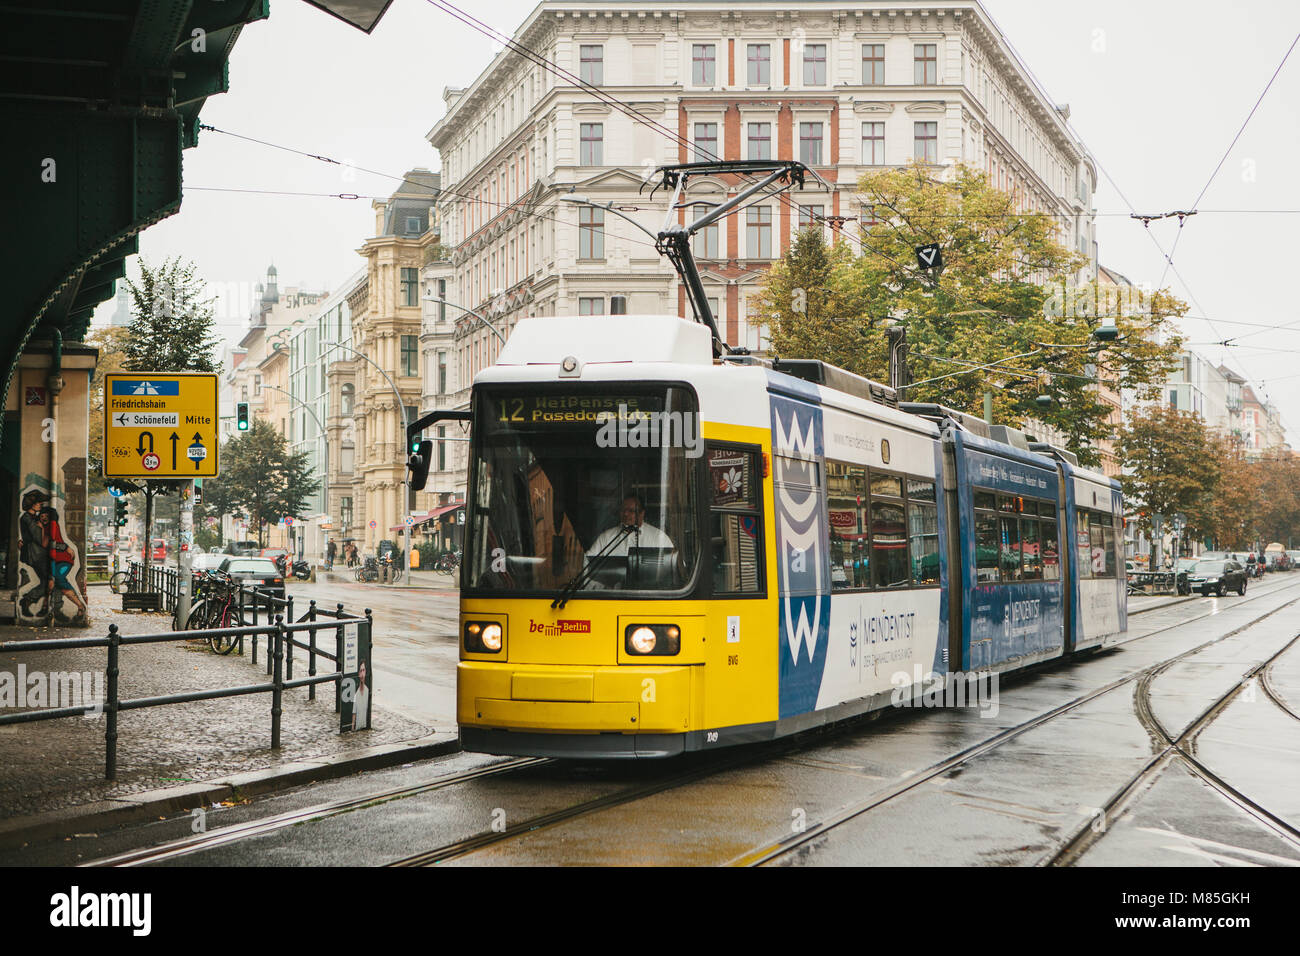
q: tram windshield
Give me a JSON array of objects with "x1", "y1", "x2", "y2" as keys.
[{"x1": 466, "y1": 385, "x2": 701, "y2": 594}]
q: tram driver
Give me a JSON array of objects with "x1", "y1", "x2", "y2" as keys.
[{"x1": 585, "y1": 493, "x2": 678, "y2": 588}]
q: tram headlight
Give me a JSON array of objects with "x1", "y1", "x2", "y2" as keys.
[
  {"x1": 625, "y1": 623, "x2": 681, "y2": 656},
  {"x1": 464, "y1": 620, "x2": 504, "y2": 654}
]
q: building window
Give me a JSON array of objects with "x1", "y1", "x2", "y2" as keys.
[
  {"x1": 914, "y1": 44, "x2": 937, "y2": 85},
  {"x1": 914, "y1": 121, "x2": 938, "y2": 163},
  {"x1": 862, "y1": 121, "x2": 885, "y2": 165},
  {"x1": 437, "y1": 351, "x2": 447, "y2": 394},
  {"x1": 340, "y1": 382, "x2": 354, "y2": 416},
  {"x1": 578, "y1": 206, "x2": 605, "y2": 259},
  {"x1": 579, "y1": 123, "x2": 603, "y2": 165},
  {"x1": 803, "y1": 43, "x2": 827, "y2": 85},
  {"x1": 746, "y1": 206, "x2": 772, "y2": 258},
  {"x1": 401, "y1": 335, "x2": 418, "y2": 377},
  {"x1": 405, "y1": 216, "x2": 421, "y2": 236},
  {"x1": 692, "y1": 44, "x2": 716, "y2": 85},
  {"x1": 579, "y1": 297, "x2": 605, "y2": 316},
  {"x1": 862, "y1": 44, "x2": 885, "y2": 84},
  {"x1": 694, "y1": 221, "x2": 720, "y2": 259},
  {"x1": 437, "y1": 425, "x2": 446, "y2": 471},
  {"x1": 579, "y1": 44, "x2": 603, "y2": 85},
  {"x1": 747, "y1": 122, "x2": 771, "y2": 160},
  {"x1": 693, "y1": 122, "x2": 718, "y2": 162},
  {"x1": 797, "y1": 204, "x2": 824, "y2": 232},
  {"x1": 798, "y1": 122, "x2": 824, "y2": 166},
  {"x1": 400, "y1": 267, "x2": 419, "y2": 307},
  {"x1": 340, "y1": 496, "x2": 353, "y2": 524},
  {"x1": 747, "y1": 43, "x2": 770, "y2": 85}
]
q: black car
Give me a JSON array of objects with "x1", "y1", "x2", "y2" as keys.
[
  {"x1": 1186, "y1": 559, "x2": 1248, "y2": 597},
  {"x1": 217, "y1": 557, "x2": 286, "y2": 609}
]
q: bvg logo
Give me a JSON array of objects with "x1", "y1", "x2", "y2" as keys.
[{"x1": 528, "y1": 619, "x2": 591, "y2": 636}]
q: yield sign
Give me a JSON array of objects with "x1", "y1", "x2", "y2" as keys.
[{"x1": 915, "y1": 244, "x2": 943, "y2": 270}]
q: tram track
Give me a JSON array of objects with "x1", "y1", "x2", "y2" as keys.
[
  {"x1": 81, "y1": 578, "x2": 1300, "y2": 867},
  {"x1": 1047, "y1": 632, "x2": 1300, "y2": 866},
  {"x1": 83, "y1": 756, "x2": 550, "y2": 867},
  {"x1": 730, "y1": 581, "x2": 1300, "y2": 867}
]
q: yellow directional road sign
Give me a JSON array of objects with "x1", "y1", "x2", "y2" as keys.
[{"x1": 104, "y1": 372, "x2": 220, "y2": 478}]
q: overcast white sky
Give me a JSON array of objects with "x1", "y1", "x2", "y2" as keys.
[{"x1": 93, "y1": 0, "x2": 1300, "y2": 441}]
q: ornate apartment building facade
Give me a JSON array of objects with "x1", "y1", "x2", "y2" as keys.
[{"x1": 421, "y1": 1, "x2": 1100, "y2": 498}]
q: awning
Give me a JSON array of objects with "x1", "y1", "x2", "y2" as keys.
[{"x1": 391, "y1": 502, "x2": 464, "y2": 532}]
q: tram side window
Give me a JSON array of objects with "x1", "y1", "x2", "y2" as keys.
[
  {"x1": 1020, "y1": 513, "x2": 1042, "y2": 580},
  {"x1": 1076, "y1": 510, "x2": 1093, "y2": 580},
  {"x1": 907, "y1": 479, "x2": 939, "y2": 587},
  {"x1": 827, "y1": 461, "x2": 869, "y2": 590},
  {"x1": 708, "y1": 445, "x2": 764, "y2": 595},
  {"x1": 1000, "y1": 510, "x2": 1023, "y2": 581},
  {"x1": 871, "y1": 497, "x2": 909, "y2": 588},
  {"x1": 1088, "y1": 513, "x2": 1109, "y2": 577},
  {"x1": 975, "y1": 511, "x2": 1000, "y2": 583},
  {"x1": 1042, "y1": 519, "x2": 1060, "y2": 580}
]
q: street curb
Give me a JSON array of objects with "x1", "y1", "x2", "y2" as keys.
[{"x1": 0, "y1": 732, "x2": 462, "y2": 851}]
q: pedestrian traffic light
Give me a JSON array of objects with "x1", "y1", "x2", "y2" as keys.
[
  {"x1": 408, "y1": 439, "x2": 433, "y2": 492},
  {"x1": 237, "y1": 402, "x2": 249, "y2": 430},
  {"x1": 114, "y1": 498, "x2": 128, "y2": 527}
]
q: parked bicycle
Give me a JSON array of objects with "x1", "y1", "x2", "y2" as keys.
[
  {"x1": 109, "y1": 570, "x2": 132, "y2": 594},
  {"x1": 184, "y1": 570, "x2": 245, "y2": 654},
  {"x1": 355, "y1": 556, "x2": 380, "y2": 583},
  {"x1": 433, "y1": 550, "x2": 460, "y2": 575}
]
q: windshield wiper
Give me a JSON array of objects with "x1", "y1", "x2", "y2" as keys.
[{"x1": 551, "y1": 525, "x2": 635, "y2": 609}]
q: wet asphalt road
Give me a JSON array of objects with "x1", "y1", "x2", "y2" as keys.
[{"x1": 19, "y1": 575, "x2": 1300, "y2": 867}]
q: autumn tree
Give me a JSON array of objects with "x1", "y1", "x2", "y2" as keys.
[
  {"x1": 1199, "y1": 435, "x2": 1261, "y2": 550},
  {"x1": 761, "y1": 163, "x2": 1186, "y2": 466},
  {"x1": 1117, "y1": 405, "x2": 1223, "y2": 562}
]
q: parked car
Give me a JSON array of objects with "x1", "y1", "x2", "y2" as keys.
[
  {"x1": 217, "y1": 557, "x2": 285, "y2": 608},
  {"x1": 142, "y1": 537, "x2": 167, "y2": 561},
  {"x1": 222, "y1": 540, "x2": 261, "y2": 557},
  {"x1": 259, "y1": 547, "x2": 290, "y2": 575},
  {"x1": 1186, "y1": 559, "x2": 1248, "y2": 597}
]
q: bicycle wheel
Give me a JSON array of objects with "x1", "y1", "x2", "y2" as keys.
[
  {"x1": 109, "y1": 571, "x2": 131, "y2": 594},
  {"x1": 208, "y1": 605, "x2": 243, "y2": 654},
  {"x1": 185, "y1": 601, "x2": 210, "y2": 630}
]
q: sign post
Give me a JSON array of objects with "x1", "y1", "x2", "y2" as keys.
[{"x1": 104, "y1": 372, "x2": 220, "y2": 628}]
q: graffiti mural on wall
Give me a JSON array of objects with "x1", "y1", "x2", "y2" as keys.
[{"x1": 16, "y1": 472, "x2": 88, "y2": 625}]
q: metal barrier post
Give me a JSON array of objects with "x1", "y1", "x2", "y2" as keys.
[
  {"x1": 334, "y1": 603, "x2": 345, "y2": 714},
  {"x1": 285, "y1": 594, "x2": 294, "y2": 682},
  {"x1": 307, "y1": 600, "x2": 318, "y2": 702},
  {"x1": 271, "y1": 615, "x2": 284, "y2": 749},
  {"x1": 105, "y1": 624, "x2": 120, "y2": 780},
  {"x1": 263, "y1": 592, "x2": 273, "y2": 677},
  {"x1": 246, "y1": 586, "x2": 256, "y2": 666}
]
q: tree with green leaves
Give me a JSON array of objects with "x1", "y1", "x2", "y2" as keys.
[
  {"x1": 212, "y1": 419, "x2": 320, "y2": 547},
  {"x1": 124, "y1": 257, "x2": 220, "y2": 373},
  {"x1": 1116, "y1": 405, "x2": 1222, "y2": 562},
  {"x1": 760, "y1": 163, "x2": 1187, "y2": 466}
]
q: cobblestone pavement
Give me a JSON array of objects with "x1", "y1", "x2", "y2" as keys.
[{"x1": 0, "y1": 587, "x2": 433, "y2": 821}]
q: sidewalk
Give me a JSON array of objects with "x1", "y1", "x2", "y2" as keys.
[{"x1": 0, "y1": 587, "x2": 457, "y2": 848}]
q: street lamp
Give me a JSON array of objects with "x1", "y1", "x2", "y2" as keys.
[
  {"x1": 426, "y1": 295, "x2": 507, "y2": 346},
  {"x1": 317, "y1": 339, "x2": 415, "y2": 586},
  {"x1": 260, "y1": 383, "x2": 328, "y2": 562}
]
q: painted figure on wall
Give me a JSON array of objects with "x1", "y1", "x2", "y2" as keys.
[{"x1": 16, "y1": 483, "x2": 87, "y2": 624}]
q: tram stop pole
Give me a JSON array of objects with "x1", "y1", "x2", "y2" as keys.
[{"x1": 176, "y1": 478, "x2": 195, "y2": 628}]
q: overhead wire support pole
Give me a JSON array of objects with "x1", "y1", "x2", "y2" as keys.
[{"x1": 261, "y1": 384, "x2": 330, "y2": 556}]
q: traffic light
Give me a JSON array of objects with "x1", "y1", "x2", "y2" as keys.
[
  {"x1": 408, "y1": 439, "x2": 433, "y2": 492},
  {"x1": 114, "y1": 498, "x2": 128, "y2": 527},
  {"x1": 237, "y1": 402, "x2": 249, "y2": 430}
]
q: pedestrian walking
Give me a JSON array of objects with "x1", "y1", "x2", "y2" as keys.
[{"x1": 326, "y1": 539, "x2": 337, "y2": 570}]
